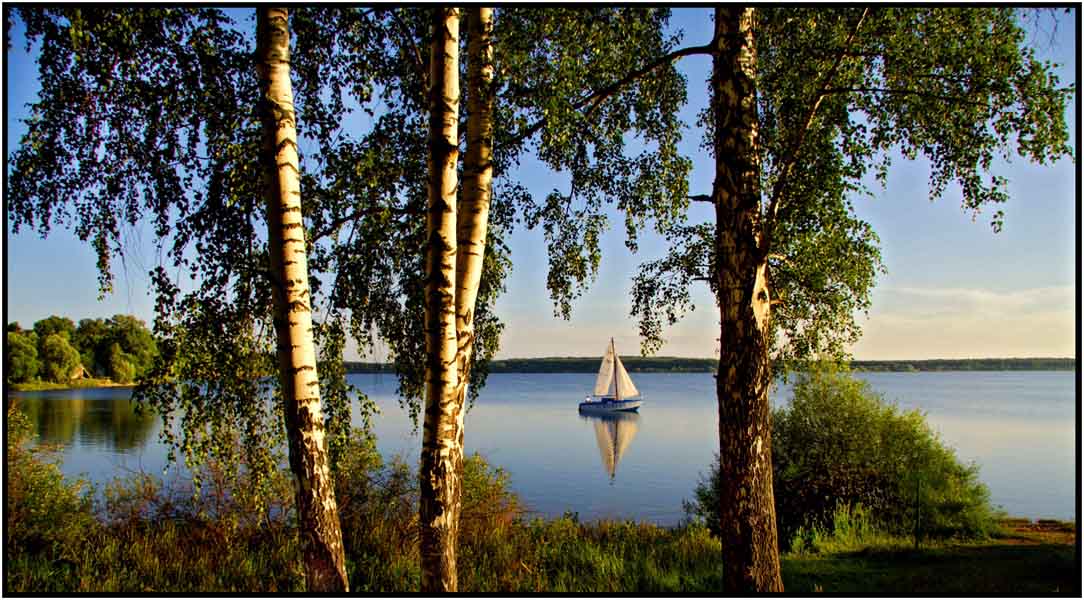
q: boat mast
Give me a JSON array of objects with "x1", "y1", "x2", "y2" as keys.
[{"x1": 612, "y1": 337, "x2": 619, "y2": 402}]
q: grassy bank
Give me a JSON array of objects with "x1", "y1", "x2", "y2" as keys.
[
  {"x1": 8, "y1": 377, "x2": 130, "y2": 392},
  {"x1": 783, "y1": 519, "x2": 1077, "y2": 594},
  {"x1": 5, "y1": 406, "x2": 1076, "y2": 593}
]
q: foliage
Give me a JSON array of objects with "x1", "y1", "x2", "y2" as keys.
[
  {"x1": 32, "y1": 315, "x2": 75, "y2": 342},
  {"x1": 5, "y1": 404, "x2": 97, "y2": 569},
  {"x1": 6, "y1": 315, "x2": 158, "y2": 384},
  {"x1": 108, "y1": 342, "x2": 136, "y2": 384},
  {"x1": 6, "y1": 330, "x2": 41, "y2": 382},
  {"x1": 632, "y1": 7, "x2": 1072, "y2": 361},
  {"x1": 686, "y1": 365, "x2": 1000, "y2": 546},
  {"x1": 788, "y1": 503, "x2": 904, "y2": 556},
  {"x1": 495, "y1": 8, "x2": 692, "y2": 319},
  {"x1": 39, "y1": 333, "x2": 82, "y2": 383}
]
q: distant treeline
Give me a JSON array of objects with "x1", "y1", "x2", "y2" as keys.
[
  {"x1": 345, "y1": 357, "x2": 1075, "y2": 374},
  {"x1": 848, "y1": 358, "x2": 1076, "y2": 372}
]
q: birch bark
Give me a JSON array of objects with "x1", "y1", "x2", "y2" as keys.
[
  {"x1": 711, "y1": 6, "x2": 784, "y2": 592},
  {"x1": 453, "y1": 6, "x2": 495, "y2": 416},
  {"x1": 419, "y1": 6, "x2": 463, "y2": 593},
  {"x1": 256, "y1": 7, "x2": 348, "y2": 593}
]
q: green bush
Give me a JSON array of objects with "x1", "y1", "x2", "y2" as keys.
[
  {"x1": 6, "y1": 330, "x2": 41, "y2": 382},
  {"x1": 5, "y1": 403, "x2": 98, "y2": 586},
  {"x1": 40, "y1": 333, "x2": 82, "y2": 383},
  {"x1": 687, "y1": 363, "x2": 999, "y2": 548}
]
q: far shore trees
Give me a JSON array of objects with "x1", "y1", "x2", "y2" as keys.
[{"x1": 5, "y1": 314, "x2": 157, "y2": 385}]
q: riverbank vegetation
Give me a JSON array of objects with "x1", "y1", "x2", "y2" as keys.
[
  {"x1": 6, "y1": 316, "x2": 157, "y2": 386},
  {"x1": 685, "y1": 365, "x2": 1001, "y2": 548},
  {"x1": 7, "y1": 368, "x2": 1075, "y2": 593}
]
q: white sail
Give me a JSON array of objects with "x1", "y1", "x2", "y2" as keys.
[
  {"x1": 613, "y1": 354, "x2": 639, "y2": 399},
  {"x1": 594, "y1": 343, "x2": 615, "y2": 396}
]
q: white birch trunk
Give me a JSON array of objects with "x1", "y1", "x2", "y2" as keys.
[
  {"x1": 256, "y1": 7, "x2": 348, "y2": 593},
  {"x1": 419, "y1": 6, "x2": 463, "y2": 593}
]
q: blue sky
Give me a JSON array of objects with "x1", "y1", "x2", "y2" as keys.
[{"x1": 4, "y1": 8, "x2": 1077, "y2": 360}]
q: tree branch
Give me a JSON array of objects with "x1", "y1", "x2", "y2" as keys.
[
  {"x1": 495, "y1": 43, "x2": 714, "y2": 152},
  {"x1": 822, "y1": 86, "x2": 991, "y2": 108},
  {"x1": 760, "y1": 8, "x2": 869, "y2": 258},
  {"x1": 387, "y1": 8, "x2": 428, "y2": 97},
  {"x1": 311, "y1": 203, "x2": 420, "y2": 243}
]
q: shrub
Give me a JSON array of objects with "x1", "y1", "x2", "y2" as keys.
[
  {"x1": 5, "y1": 404, "x2": 97, "y2": 572},
  {"x1": 6, "y1": 330, "x2": 41, "y2": 382},
  {"x1": 686, "y1": 363, "x2": 1000, "y2": 548},
  {"x1": 40, "y1": 333, "x2": 82, "y2": 383}
]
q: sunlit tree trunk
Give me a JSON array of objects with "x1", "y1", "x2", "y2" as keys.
[
  {"x1": 256, "y1": 8, "x2": 348, "y2": 593},
  {"x1": 420, "y1": 6, "x2": 463, "y2": 593},
  {"x1": 453, "y1": 6, "x2": 495, "y2": 418},
  {"x1": 711, "y1": 6, "x2": 784, "y2": 592}
]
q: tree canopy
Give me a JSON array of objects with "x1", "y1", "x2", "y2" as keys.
[{"x1": 632, "y1": 7, "x2": 1072, "y2": 365}]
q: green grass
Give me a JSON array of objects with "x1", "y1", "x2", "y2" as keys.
[{"x1": 782, "y1": 530, "x2": 1077, "y2": 594}]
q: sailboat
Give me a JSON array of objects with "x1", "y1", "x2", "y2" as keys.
[
  {"x1": 578, "y1": 338, "x2": 642, "y2": 413},
  {"x1": 585, "y1": 411, "x2": 641, "y2": 481}
]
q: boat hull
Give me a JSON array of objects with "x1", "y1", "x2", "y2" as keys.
[{"x1": 578, "y1": 398, "x2": 642, "y2": 413}]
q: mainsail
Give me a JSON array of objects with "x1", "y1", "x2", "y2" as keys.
[
  {"x1": 593, "y1": 343, "x2": 615, "y2": 396},
  {"x1": 592, "y1": 339, "x2": 639, "y2": 399}
]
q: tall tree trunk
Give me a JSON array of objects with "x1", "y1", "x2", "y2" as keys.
[
  {"x1": 453, "y1": 6, "x2": 495, "y2": 418},
  {"x1": 420, "y1": 6, "x2": 462, "y2": 593},
  {"x1": 256, "y1": 8, "x2": 349, "y2": 593},
  {"x1": 711, "y1": 6, "x2": 784, "y2": 593}
]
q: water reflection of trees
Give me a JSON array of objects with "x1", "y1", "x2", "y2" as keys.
[{"x1": 14, "y1": 393, "x2": 157, "y2": 452}]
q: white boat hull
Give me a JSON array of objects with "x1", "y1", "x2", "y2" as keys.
[{"x1": 578, "y1": 398, "x2": 642, "y2": 413}]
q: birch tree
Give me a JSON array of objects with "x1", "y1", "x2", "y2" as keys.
[
  {"x1": 256, "y1": 8, "x2": 347, "y2": 592},
  {"x1": 7, "y1": 6, "x2": 387, "y2": 588},
  {"x1": 630, "y1": 7, "x2": 1071, "y2": 591},
  {"x1": 419, "y1": 7, "x2": 463, "y2": 592}
]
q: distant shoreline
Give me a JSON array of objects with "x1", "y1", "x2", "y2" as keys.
[
  {"x1": 8, "y1": 358, "x2": 1072, "y2": 391},
  {"x1": 8, "y1": 378, "x2": 133, "y2": 393},
  {"x1": 346, "y1": 357, "x2": 1077, "y2": 374}
]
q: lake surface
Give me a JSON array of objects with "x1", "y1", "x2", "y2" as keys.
[{"x1": 10, "y1": 371, "x2": 1076, "y2": 524}]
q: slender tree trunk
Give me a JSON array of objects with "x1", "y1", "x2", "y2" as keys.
[
  {"x1": 256, "y1": 8, "x2": 348, "y2": 593},
  {"x1": 711, "y1": 6, "x2": 784, "y2": 592},
  {"x1": 420, "y1": 6, "x2": 462, "y2": 593},
  {"x1": 453, "y1": 6, "x2": 495, "y2": 416}
]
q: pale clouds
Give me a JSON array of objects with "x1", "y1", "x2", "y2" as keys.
[{"x1": 851, "y1": 285, "x2": 1075, "y2": 360}]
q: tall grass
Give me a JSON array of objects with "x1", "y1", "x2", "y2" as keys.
[{"x1": 6, "y1": 405, "x2": 721, "y2": 593}]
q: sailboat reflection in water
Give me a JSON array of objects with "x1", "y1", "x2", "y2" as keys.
[{"x1": 581, "y1": 411, "x2": 641, "y2": 483}]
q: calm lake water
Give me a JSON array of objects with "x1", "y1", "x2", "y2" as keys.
[{"x1": 10, "y1": 371, "x2": 1076, "y2": 524}]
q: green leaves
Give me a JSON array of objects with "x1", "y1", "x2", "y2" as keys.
[
  {"x1": 495, "y1": 8, "x2": 692, "y2": 318},
  {"x1": 634, "y1": 7, "x2": 1070, "y2": 362}
]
